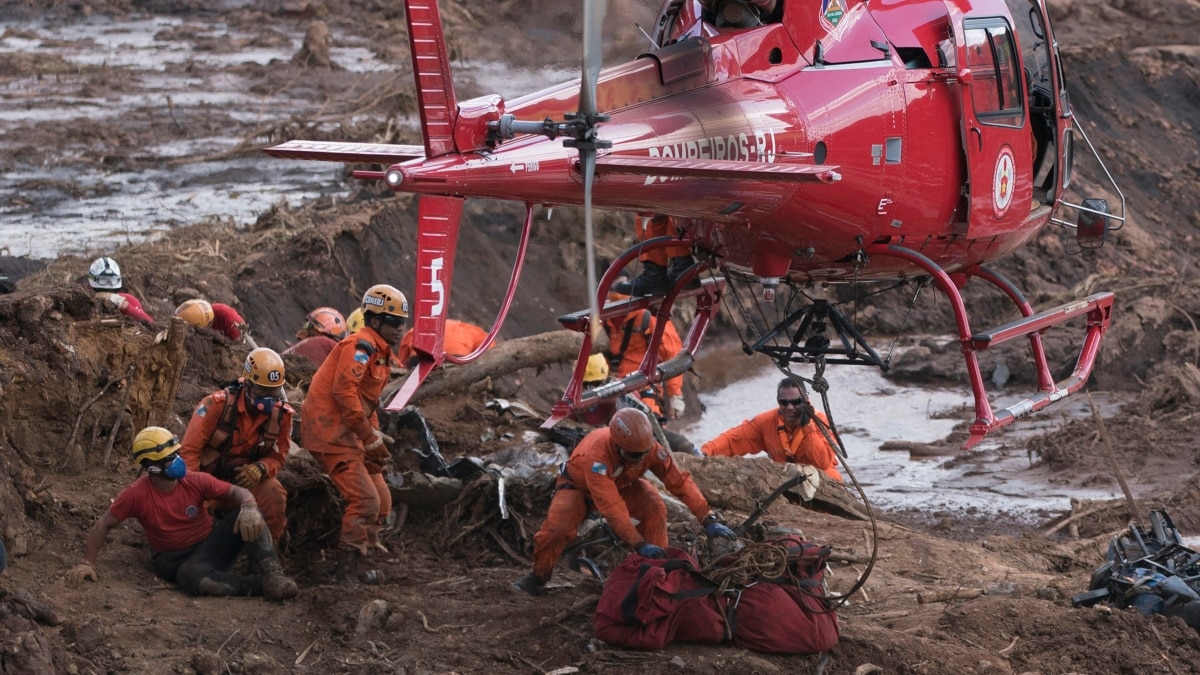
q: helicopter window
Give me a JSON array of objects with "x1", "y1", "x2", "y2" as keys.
[{"x1": 963, "y1": 21, "x2": 1024, "y2": 128}]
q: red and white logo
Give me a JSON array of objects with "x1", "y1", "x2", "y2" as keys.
[{"x1": 992, "y1": 146, "x2": 1015, "y2": 218}]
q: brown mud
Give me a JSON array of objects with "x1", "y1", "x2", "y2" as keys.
[{"x1": 1, "y1": 0, "x2": 1200, "y2": 673}]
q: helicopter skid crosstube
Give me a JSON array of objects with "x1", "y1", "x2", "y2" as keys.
[{"x1": 867, "y1": 243, "x2": 1114, "y2": 450}]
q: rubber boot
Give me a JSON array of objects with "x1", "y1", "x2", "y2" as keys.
[
  {"x1": 512, "y1": 571, "x2": 546, "y2": 596},
  {"x1": 334, "y1": 548, "x2": 359, "y2": 585},
  {"x1": 667, "y1": 255, "x2": 701, "y2": 289},
  {"x1": 259, "y1": 556, "x2": 298, "y2": 601},
  {"x1": 612, "y1": 261, "x2": 669, "y2": 297}
]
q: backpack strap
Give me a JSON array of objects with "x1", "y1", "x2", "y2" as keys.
[{"x1": 606, "y1": 310, "x2": 652, "y2": 369}]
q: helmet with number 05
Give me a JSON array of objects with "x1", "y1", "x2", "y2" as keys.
[
  {"x1": 87, "y1": 257, "x2": 122, "y2": 290},
  {"x1": 175, "y1": 299, "x2": 214, "y2": 328},
  {"x1": 132, "y1": 426, "x2": 181, "y2": 465},
  {"x1": 243, "y1": 347, "x2": 285, "y2": 386},
  {"x1": 609, "y1": 408, "x2": 655, "y2": 454},
  {"x1": 361, "y1": 284, "x2": 409, "y2": 318},
  {"x1": 306, "y1": 306, "x2": 348, "y2": 339}
]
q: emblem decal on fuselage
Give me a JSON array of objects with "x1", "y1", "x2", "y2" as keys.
[
  {"x1": 821, "y1": 0, "x2": 846, "y2": 29},
  {"x1": 992, "y1": 145, "x2": 1015, "y2": 218}
]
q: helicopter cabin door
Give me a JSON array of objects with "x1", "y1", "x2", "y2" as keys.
[{"x1": 943, "y1": 1, "x2": 1032, "y2": 238}]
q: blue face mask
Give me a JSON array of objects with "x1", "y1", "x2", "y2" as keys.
[
  {"x1": 250, "y1": 396, "x2": 277, "y2": 415},
  {"x1": 149, "y1": 454, "x2": 187, "y2": 480}
]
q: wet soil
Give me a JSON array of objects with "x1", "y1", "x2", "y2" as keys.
[{"x1": 1, "y1": 0, "x2": 1200, "y2": 673}]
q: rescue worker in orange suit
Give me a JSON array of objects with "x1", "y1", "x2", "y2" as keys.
[
  {"x1": 283, "y1": 307, "x2": 349, "y2": 367},
  {"x1": 180, "y1": 348, "x2": 295, "y2": 543},
  {"x1": 514, "y1": 408, "x2": 735, "y2": 595},
  {"x1": 702, "y1": 377, "x2": 843, "y2": 481},
  {"x1": 604, "y1": 270, "x2": 687, "y2": 423},
  {"x1": 66, "y1": 426, "x2": 297, "y2": 601},
  {"x1": 87, "y1": 256, "x2": 154, "y2": 324},
  {"x1": 396, "y1": 318, "x2": 488, "y2": 368},
  {"x1": 612, "y1": 214, "x2": 697, "y2": 297},
  {"x1": 572, "y1": 354, "x2": 698, "y2": 455},
  {"x1": 302, "y1": 284, "x2": 405, "y2": 582}
]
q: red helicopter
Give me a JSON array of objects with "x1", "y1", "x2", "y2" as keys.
[{"x1": 266, "y1": 0, "x2": 1124, "y2": 449}]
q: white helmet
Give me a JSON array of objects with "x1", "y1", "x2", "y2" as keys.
[{"x1": 87, "y1": 257, "x2": 122, "y2": 290}]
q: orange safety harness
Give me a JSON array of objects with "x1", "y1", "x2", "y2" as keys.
[{"x1": 199, "y1": 380, "x2": 284, "y2": 479}]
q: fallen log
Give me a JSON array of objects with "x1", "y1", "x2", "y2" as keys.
[{"x1": 384, "y1": 329, "x2": 589, "y2": 404}]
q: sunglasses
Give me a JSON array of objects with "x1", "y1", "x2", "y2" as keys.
[
  {"x1": 378, "y1": 314, "x2": 406, "y2": 328},
  {"x1": 777, "y1": 398, "x2": 805, "y2": 408},
  {"x1": 618, "y1": 446, "x2": 649, "y2": 461}
]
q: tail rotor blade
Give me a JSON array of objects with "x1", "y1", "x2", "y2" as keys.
[{"x1": 579, "y1": 0, "x2": 608, "y2": 117}]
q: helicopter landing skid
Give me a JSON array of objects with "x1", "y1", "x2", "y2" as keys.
[{"x1": 867, "y1": 243, "x2": 1114, "y2": 450}]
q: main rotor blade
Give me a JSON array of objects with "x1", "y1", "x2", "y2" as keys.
[
  {"x1": 579, "y1": 0, "x2": 608, "y2": 117},
  {"x1": 581, "y1": 148, "x2": 601, "y2": 340}
]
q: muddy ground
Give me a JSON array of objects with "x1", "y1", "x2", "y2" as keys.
[{"x1": 1, "y1": 0, "x2": 1200, "y2": 673}]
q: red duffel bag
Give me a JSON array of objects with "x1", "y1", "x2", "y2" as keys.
[{"x1": 593, "y1": 547, "x2": 726, "y2": 649}]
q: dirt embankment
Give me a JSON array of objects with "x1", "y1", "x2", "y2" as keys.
[{"x1": 1, "y1": 0, "x2": 1200, "y2": 673}]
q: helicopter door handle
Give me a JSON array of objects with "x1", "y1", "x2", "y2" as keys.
[{"x1": 969, "y1": 126, "x2": 982, "y2": 151}]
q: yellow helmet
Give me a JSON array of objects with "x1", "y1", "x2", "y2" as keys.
[
  {"x1": 174, "y1": 299, "x2": 214, "y2": 328},
  {"x1": 132, "y1": 426, "x2": 181, "y2": 465},
  {"x1": 347, "y1": 307, "x2": 364, "y2": 333},
  {"x1": 361, "y1": 284, "x2": 409, "y2": 318},
  {"x1": 243, "y1": 347, "x2": 285, "y2": 386},
  {"x1": 584, "y1": 353, "x2": 609, "y2": 384}
]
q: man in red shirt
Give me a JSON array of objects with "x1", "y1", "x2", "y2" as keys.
[
  {"x1": 604, "y1": 272, "x2": 687, "y2": 421},
  {"x1": 283, "y1": 307, "x2": 349, "y2": 367},
  {"x1": 65, "y1": 427, "x2": 297, "y2": 600},
  {"x1": 181, "y1": 348, "x2": 294, "y2": 542},
  {"x1": 702, "y1": 377, "x2": 843, "y2": 481},
  {"x1": 211, "y1": 302, "x2": 248, "y2": 341},
  {"x1": 87, "y1": 256, "x2": 154, "y2": 324},
  {"x1": 514, "y1": 408, "x2": 735, "y2": 595},
  {"x1": 302, "y1": 284, "x2": 405, "y2": 582}
]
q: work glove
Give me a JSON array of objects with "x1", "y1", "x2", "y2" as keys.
[
  {"x1": 234, "y1": 503, "x2": 266, "y2": 542},
  {"x1": 703, "y1": 514, "x2": 737, "y2": 540},
  {"x1": 635, "y1": 541, "x2": 668, "y2": 559},
  {"x1": 793, "y1": 464, "x2": 821, "y2": 502},
  {"x1": 233, "y1": 462, "x2": 267, "y2": 488},
  {"x1": 669, "y1": 396, "x2": 686, "y2": 419},
  {"x1": 66, "y1": 563, "x2": 98, "y2": 584},
  {"x1": 363, "y1": 430, "x2": 394, "y2": 462}
]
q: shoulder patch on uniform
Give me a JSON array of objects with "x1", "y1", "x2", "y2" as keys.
[
  {"x1": 657, "y1": 448, "x2": 669, "y2": 462},
  {"x1": 195, "y1": 404, "x2": 208, "y2": 418},
  {"x1": 354, "y1": 351, "x2": 370, "y2": 365},
  {"x1": 591, "y1": 461, "x2": 608, "y2": 476}
]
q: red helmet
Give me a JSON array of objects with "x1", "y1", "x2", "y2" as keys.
[
  {"x1": 306, "y1": 307, "x2": 348, "y2": 340},
  {"x1": 609, "y1": 408, "x2": 655, "y2": 455}
]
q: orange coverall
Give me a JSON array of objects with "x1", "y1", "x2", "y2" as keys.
[
  {"x1": 300, "y1": 326, "x2": 395, "y2": 554},
  {"x1": 531, "y1": 427, "x2": 712, "y2": 581},
  {"x1": 396, "y1": 318, "x2": 488, "y2": 367},
  {"x1": 180, "y1": 383, "x2": 294, "y2": 541},
  {"x1": 604, "y1": 309, "x2": 683, "y2": 415},
  {"x1": 634, "y1": 213, "x2": 689, "y2": 266},
  {"x1": 701, "y1": 409, "x2": 843, "y2": 481}
]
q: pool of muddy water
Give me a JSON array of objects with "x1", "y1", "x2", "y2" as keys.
[
  {"x1": 680, "y1": 349, "x2": 1134, "y2": 526},
  {"x1": 0, "y1": 13, "x2": 581, "y2": 259}
]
